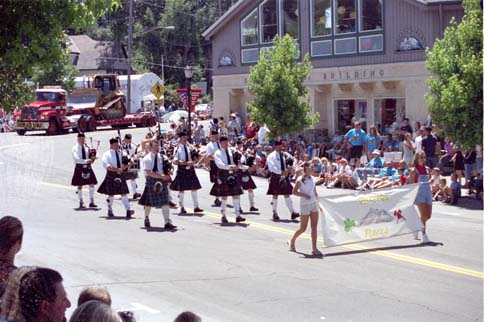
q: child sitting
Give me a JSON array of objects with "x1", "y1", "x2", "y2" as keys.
[
  {"x1": 430, "y1": 167, "x2": 442, "y2": 194},
  {"x1": 433, "y1": 178, "x2": 448, "y2": 201},
  {"x1": 448, "y1": 173, "x2": 461, "y2": 204}
]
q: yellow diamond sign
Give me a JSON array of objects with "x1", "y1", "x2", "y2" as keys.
[{"x1": 151, "y1": 82, "x2": 165, "y2": 99}]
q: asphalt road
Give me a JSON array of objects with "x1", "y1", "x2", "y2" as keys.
[{"x1": 0, "y1": 128, "x2": 482, "y2": 322}]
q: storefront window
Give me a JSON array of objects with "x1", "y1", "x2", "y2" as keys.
[
  {"x1": 282, "y1": 0, "x2": 299, "y2": 38},
  {"x1": 359, "y1": 0, "x2": 383, "y2": 32},
  {"x1": 374, "y1": 98, "x2": 406, "y2": 135},
  {"x1": 335, "y1": 0, "x2": 356, "y2": 34},
  {"x1": 260, "y1": 0, "x2": 278, "y2": 43},
  {"x1": 312, "y1": 0, "x2": 332, "y2": 37},
  {"x1": 241, "y1": 9, "x2": 259, "y2": 46},
  {"x1": 335, "y1": 100, "x2": 368, "y2": 133}
]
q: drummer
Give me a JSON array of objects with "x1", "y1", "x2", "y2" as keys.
[{"x1": 122, "y1": 134, "x2": 141, "y2": 199}]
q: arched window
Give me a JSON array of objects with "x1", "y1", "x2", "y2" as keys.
[{"x1": 398, "y1": 36, "x2": 424, "y2": 51}]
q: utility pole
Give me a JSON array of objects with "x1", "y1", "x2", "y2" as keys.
[
  {"x1": 161, "y1": 55, "x2": 164, "y2": 84},
  {"x1": 127, "y1": 0, "x2": 134, "y2": 113},
  {"x1": 218, "y1": 0, "x2": 222, "y2": 16}
]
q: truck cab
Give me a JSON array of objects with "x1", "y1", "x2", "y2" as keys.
[{"x1": 15, "y1": 87, "x2": 76, "y2": 135}]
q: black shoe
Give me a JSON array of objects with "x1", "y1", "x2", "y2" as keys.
[
  {"x1": 239, "y1": 208, "x2": 244, "y2": 214},
  {"x1": 180, "y1": 207, "x2": 187, "y2": 214},
  {"x1": 236, "y1": 216, "x2": 246, "y2": 223},
  {"x1": 169, "y1": 201, "x2": 178, "y2": 209},
  {"x1": 107, "y1": 210, "x2": 114, "y2": 217},
  {"x1": 250, "y1": 206, "x2": 259, "y2": 212},
  {"x1": 273, "y1": 212, "x2": 280, "y2": 221},
  {"x1": 193, "y1": 207, "x2": 204, "y2": 213},
  {"x1": 126, "y1": 209, "x2": 134, "y2": 219},
  {"x1": 164, "y1": 222, "x2": 177, "y2": 230},
  {"x1": 133, "y1": 193, "x2": 142, "y2": 199},
  {"x1": 144, "y1": 218, "x2": 151, "y2": 228},
  {"x1": 221, "y1": 215, "x2": 229, "y2": 224},
  {"x1": 79, "y1": 202, "x2": 86, "y2": 209},
  {"x1": 89, "y1": 202, "x2": 98, "y2": 208},
  {"x1": 291, "y1": 212, "x2": 300, "y2": 220},
  {"x1": 213, "y1": 199, "x2": 222, "y2": 207}
]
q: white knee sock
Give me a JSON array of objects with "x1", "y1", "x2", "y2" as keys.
[
  {"x1": 179, "y1": 192, "x2": 185, "y2": 208},
  {"x1": 77, "y1": 188, "x2": 83, "y2": 202},
  {"x1": 107, "y1": 196, "x2": 114, "y2": 210},
  {"x1": 130, "y1": 180, "x2": 137, "y2": 194},
  {"x1": 162, "y1": 206, "x2": 170, "y2": 224},
  {"x1": 233, "y1": 198, "x2": 241, "y2": 217},
  {"x1": 144, "y1": 206, "x2": 151, "y2": 218},
  {"x1": 221, "y1": 199, "x2": 227, "y2": 216},
  {"x1": 121, "y1": 195, "x2": 130, "y2": 210},
  {"x1": 285, "y1": 197, "x2": 295, "y2": 213},
  {"x1": 88, "y1": 186, "x2": 95, "y2": 201},
  {"x1": 248, "y1": 191, "x2": 255, "y2": 207},
  {"x1": 272, "y1": 198, "x2": 278, "y2": 212},
  {"x1": 168, "y1": 188, "x2": 173, "y2": 202},
  {"x1": 191, "y1": 190, "x2": 198, "y2": 208}
]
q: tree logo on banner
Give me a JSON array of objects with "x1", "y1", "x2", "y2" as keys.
[{"x1": 344, "y1": 218, "x2": 357, "y2": 232}]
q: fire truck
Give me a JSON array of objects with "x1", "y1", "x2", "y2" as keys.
[{"x1": 15, "y1": 75, "x2": 157, "y2": 136}]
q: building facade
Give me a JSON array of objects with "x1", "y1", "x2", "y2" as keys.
[{"x1": 203, "y1": 0, "x2": 463, "y2": 135}]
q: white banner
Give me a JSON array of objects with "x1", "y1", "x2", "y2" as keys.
[{"x1": 319, "y1": 184, "x2": 423, "y2": 247}]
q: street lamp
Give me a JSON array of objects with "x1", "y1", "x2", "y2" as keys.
[{"x1": 184, "y1": 65, "x2": 194, "y2": 139}]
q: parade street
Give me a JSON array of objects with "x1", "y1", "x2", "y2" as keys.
[{"x1": 0, "y1": 129, "x2": 482, "y2": 322}]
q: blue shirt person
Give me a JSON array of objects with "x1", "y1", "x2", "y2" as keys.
[{"x1": 345, "y1": 126, "x2": 366, "y2": 147}]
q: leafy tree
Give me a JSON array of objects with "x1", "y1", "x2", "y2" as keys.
[
  {"x1": 31, "y1": 53, "x2": 77, "y2": 92},
  {"x1": 247, "y1": 35, "x2": 318, "y2": 138},
  {"x1": 425, "y1": 0, "x2": 482, "y2": 148},
  {"x1": 0, "y1": 0, "x2": 120, "y2": 112},
  {"x1": 0, "y1": 68, "x2": 34, "y2": 112}
]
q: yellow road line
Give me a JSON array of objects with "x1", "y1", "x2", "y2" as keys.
[{"x1": 40, "y1": 181, "x2": 484, "y2": 280}]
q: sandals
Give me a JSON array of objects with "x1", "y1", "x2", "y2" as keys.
[
  {"x1": 312, "y1": 250, "x2": 324, "y2": 257},
  {"x1": 287, "y1": 240, "x2": 296, "y2": 252}
]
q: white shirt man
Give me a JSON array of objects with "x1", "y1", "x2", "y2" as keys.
[
  {"x1": 71, "y1": 133, "x2": 97, "y2": 208},
  {"x1": 257, "y1": 125, "x2": 270, "y2": 146},
  {"x1": 121, "y1": 134, "x2": 140, "y2": 199}
]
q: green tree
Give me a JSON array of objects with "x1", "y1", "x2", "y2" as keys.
[
  {"x1": 247, "y1": 35, "x2": 318, "y2": 138},
  {"x1": 0, "y1": 0, "x2": 120, "y2": 111},
  {"x1": 425, "y1": 0, "x2": 483, "y2": 148}
]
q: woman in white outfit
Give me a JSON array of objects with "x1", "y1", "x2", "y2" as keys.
[{"x1": 289, "y1": 162, "x2": 323, "y2": 256}]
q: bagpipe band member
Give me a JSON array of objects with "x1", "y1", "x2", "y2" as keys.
[
  {"x1": 210, "y1": 136, "x2": 246, "y2": 224},
  {"x1": 266, "y1": 140, "x2": 300, "y2": 221},
  {"x1": 234, "y1": 138, "x2": 258, "y2": 213},
  {"x1": 71, "y1": 133, "x2": 98, "y2": 209},
  {"x1": 121, "y1": 133, "x2": 141, "y2": 200},
  {"x1": 97, "y1": 137, "x2": 135, "y2": 218},
  {"x1": 170, "y1": 132, "x2": 204, "y2": 214},
  {"x1": 199, "y1": 130, "x2": 222, "y2": 207},
  {"x1": 139, "y1": 140, "x2": 177, "y2": 230}
]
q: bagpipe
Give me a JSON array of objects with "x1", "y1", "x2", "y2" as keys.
[{"x1": 86, "y1": 137, "x2": 100, "y2": 159}]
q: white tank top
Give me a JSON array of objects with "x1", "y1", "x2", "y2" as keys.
[{"x1": 297, "y1": 176, "x2": 317, "y2": 204}]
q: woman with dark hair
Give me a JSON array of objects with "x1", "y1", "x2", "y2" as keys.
[
  {"x1": 0, "y1": 216, "x2": 23, "y2": 284},
  {"x1": 408, "y1": 151, "x2": 433, "y2": 243},
  {"x1": 288, "y1": 162, "x2": 322, "y2": 257}
]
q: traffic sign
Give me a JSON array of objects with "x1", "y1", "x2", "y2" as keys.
[{"x1": 151, "y1": 82, "x2": 165, "y2": 99}]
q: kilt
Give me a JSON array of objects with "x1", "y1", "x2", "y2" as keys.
[
  {"x1": 209, "y1": 160, "x2": 218, "y2": 183},
  {"x1": 71, "y1": 164, "x2": 97, "y2": 186},
  {"x1": 267, "y1": 172, "x2": 293, "y2": 195},
  {"x1": 97, "y1": 171, "x2": 130, "y2": 195},
  {"x1": 238, "y1": 169, "x2": 257, "y2": 190},
  {"x1": 139, "y1": 176, "x2": 169, "y2": 208},
  {"x1": 210, "y1": 169, "x2": 243, "y2": 197},
  {"x1": 170, "y1": 166, "x2": 202, "y2": 191}
]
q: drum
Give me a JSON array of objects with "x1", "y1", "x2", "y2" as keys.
[{"x1": 128, "y1": 158, "x2": 141, "y2": 172}]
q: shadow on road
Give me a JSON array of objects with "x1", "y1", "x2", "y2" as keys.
[
  {"x1": 140, "y1": 227, "x2": 178, "y2": 233},
  {"x1": 323, "y1": 242, "x2": 444, "y2": 257},
  {"x1": 74, "y1": 207, "x2": 101, "y2": 212},
  {"x1": 273, "y1": 219, "x2": 299, "y2": 224},
  {"x1": 99, "y1": 215, "x2": 133, "y2": 221},
  {"x1": 177, "y1": 212, "x2": 205, "y2": 217},
  {"x1": 212, "y1": 222, "x2": 250, "y2": 228}
]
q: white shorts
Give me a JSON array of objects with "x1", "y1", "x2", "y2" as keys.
[{"x1": 300, "y1": 201, "x2": 319, "y2": 214}]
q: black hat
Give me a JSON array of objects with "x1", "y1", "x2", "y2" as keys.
[
  {"x1": 109, "y1": 138, "x2": 119, "y2": 144},
  {"x1": 236, "y1": 138, "x2": 244, "y2": 145},
  {"x1": 77, "y1": 133, "x2": 85, "y2": 138},
  {"x1": 220, "y1": 136, "x2": 229, "y2": 142},
  {"x1": 274, "y1": 140, "x2": 283, "y2": 146},
  {"x1": 124, "y1": 134, "x2": 132, "y2": 140},
  {"x1": 211, "y1": 130, "x2": 219, "y2": 135},
  {"x1": 178, "y1": 131, "x2": 187, "y2": 137}
]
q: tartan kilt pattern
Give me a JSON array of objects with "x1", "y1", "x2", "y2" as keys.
[
  {"x1": 170, "y1": 166, "x2": 202, "y2": 191},
  {"x1": 97, "y1": 171, "x2": 130, "y2": 195},
  {"x1": 71, "y1": 164, "x2": 97, "y2": 186},
  {"x1": 210, "y1": 169, "x2": 243, "y2": 197},
  {"x1": 238, "y1": 170, "x2": 257, "y2": 190},
  {"x1": 139, "y1": 176, "x2": 169, "y2": 208},
  {"x1": 266, "y1": 172, "x2": 293, "y2": 195},
  {"x1": 209, "y1": 160, "x2": 218, "y2": 183}
]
